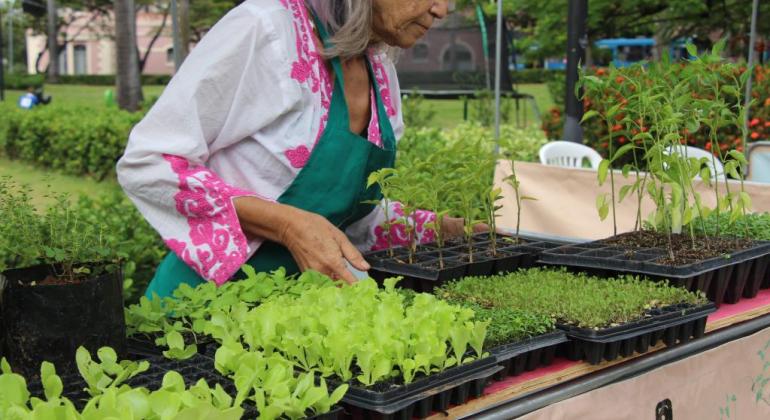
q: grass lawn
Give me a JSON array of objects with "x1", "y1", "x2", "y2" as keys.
[
  {"x1": 5, "y1": 84, "x2": 166, "y2": 108},
  {"x1": 0, "y1": 157, "x2": 119, "y2": 208},
  {"x1": 4, "y1": 83, "x2": 552, "y2": 129},
  {"x1": 423, "y1": 83, "x2": 553, "y2": 129}
]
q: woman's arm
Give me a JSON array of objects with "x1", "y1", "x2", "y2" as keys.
[{"x1": 117, "y1": 4, "x2": 303, "y2": 285}]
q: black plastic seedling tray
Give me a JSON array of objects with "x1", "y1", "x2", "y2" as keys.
[
  {"x1": 366, "y1": 233, "x2": 562, "y2": 292},
  {"x1": 539, "y1": 240, "x2": 770, "y2": 307},
  {"x1": 126, "y1": 332, "x2": 215, "y2": 359},
  {"x1": 558, "y1": 303, "x2": 716, "y2": 365},
  {"x1": 488, "y1": 331, "x2": 569, "y2": 380},
  {"x1": 334, "y1": 356, "x2": 502, "y2": 419}
]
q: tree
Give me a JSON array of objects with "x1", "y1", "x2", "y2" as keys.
[
  {"x1": 457, "y1": 0, "x2": 770, "y2": 64},
  {"x1": 45, "y1": 0, "x2": 58, "y2": 81},
  {"x1": 114, "y1": 0, "x2": 140, "y2": 110}
]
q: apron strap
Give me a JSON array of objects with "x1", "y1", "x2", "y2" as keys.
[{"x1": 309, "y1": 8, "x2": 346, "y2": 90}]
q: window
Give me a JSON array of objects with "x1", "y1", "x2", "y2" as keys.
[
  {"x1": 58, "y1": 49, "x2": 68, "y2": 75},
  {"x1": 74, "y1": 45, "x2": 87, "y2": 75},
  {"x1": 412, "y1": 43, "x2": 429, "y2": 62},
  {"x1": 441, "y1": 43, "x2": 473, "y2": 71},
  {"x1": 166, "y1": 47, "x2": 174, "y2": 63}
]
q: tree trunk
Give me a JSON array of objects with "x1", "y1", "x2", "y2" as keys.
[
  {"x1": 178, "y1": 0, "x2": 190, "y2": 63},
  {"x1": 46, "y1": 0, "x2": 59, "y2": 82},
  {"x1": 114, "y1": 0, "x2": 141, "y2": 111}
]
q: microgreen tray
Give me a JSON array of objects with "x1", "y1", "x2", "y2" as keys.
[
  {"x1": 331, "y1": 355, "x2": 502, "y2": 419},
  {"x1": 558, "y1": 302, "x2": 716, "y2": 365},
  {"x1": 488, "y1": 331, "x2": 569, "y2": 379},
  {"x1": 539, "y1": 240, "x2": 770, "y2": 307}
]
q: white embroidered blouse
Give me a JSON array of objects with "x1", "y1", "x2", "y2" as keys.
[{"x1": 117, "y1": 0, "x2": 435, "y2": 285}]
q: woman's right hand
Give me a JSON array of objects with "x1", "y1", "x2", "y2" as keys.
[
  {"x1": 278, "y1": 207, "x2": 369, "y2": 284},
  {"x1": 234, "y1": 197, "x2": 368, "y2": 284}
]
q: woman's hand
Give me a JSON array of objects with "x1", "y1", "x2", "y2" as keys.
[
  {"x1": 441, "y1": 215, "x2": 489, "y2": 239},
  {"x1": 278, "y1": 208, "x2": 370, "y2": 285},
  {"x1": 234, "y1": 197, "x2": 368, "y2": 285}
]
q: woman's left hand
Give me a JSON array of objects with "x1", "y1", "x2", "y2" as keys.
[{"x1": 441, "y1": 215, "x2": 488, "y2": 239}]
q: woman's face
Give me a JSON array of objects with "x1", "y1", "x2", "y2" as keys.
[{"x1": 372, "y1": 0, "x2": 449, "y2": 48}]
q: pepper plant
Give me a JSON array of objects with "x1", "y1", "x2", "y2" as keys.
[{"x1": 579, "y1": 40, "x2": 754, "y2": 256}]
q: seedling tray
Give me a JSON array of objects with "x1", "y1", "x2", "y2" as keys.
[
  {"x1": 126, "y1": 332, "x2": 215, "y2": 358},
  {"x1": 366, "y1": 234, "x2": 561, "y2": 292},
  {"x1": 488, "y1": 331, "x2": 569, "y2": 380},
  {"x1": 558, "y1": 303, "x2": 716, "y2": 365},
  {"x1": 25, "y1": 353, "x2": 341, "y2": 420},
  {"x1": 539, "y1": 239, "x2": 770, "y2": 307},
  {"x1": 332, "y1": 355, "x2": 502, "y2": 419}
]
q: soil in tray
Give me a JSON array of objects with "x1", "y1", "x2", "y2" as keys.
[{"x1": 601, "y1": 231, "x2": 754, "y2": 266}]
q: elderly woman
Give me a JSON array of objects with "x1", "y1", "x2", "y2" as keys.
[{"x1": 118, "y1": 0, "x2": 458, "y2": 298}]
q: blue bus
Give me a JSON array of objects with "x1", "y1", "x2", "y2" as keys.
[{"x1": 595, "y1": 38, "x2": 693, "y2": 67}]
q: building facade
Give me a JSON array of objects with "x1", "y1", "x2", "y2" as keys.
[{"x1": 26, "y1": 8, "x2": 176, "y2": 75}]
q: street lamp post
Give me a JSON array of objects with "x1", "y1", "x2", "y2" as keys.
[{"x1": 564, "y1": 0, "x2": 588, "y2": 143}]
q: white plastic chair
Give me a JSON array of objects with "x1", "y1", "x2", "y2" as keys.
[
  {"x1": 538, "y1": 141, "x2": 603, "y2": 169},
  {"x1": 747, "y1": 141, "x2": 770, "y2": 183},
  {"x1": 663, "y1": 145, "x2": 724, "y2": 180}
]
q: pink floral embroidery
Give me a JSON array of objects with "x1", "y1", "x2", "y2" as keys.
[
  {"x1": 163, "y1": 154, "x2": 254, "y2": 285},
  {"x1": 370, "y1": 53, "x2": 396, "y2": 117},
  {"x1": 372, "y1": 202, "x2": 436, "y2": 251},
  {"x1": 285, "y1": 145, "x2": 311, "y2": 169},
  {"x1": 281, "y1": 0, "x2": 332, "y2": 168},
  {"x1": 367, "y1": 88, "x2": 383, "y2": 147}
]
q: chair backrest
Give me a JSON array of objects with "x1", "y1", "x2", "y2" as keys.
[
  {"x1": 747, "y1": 141, "x2": 770, "y2": 183},
  {"x1": 538, "y1": 141, "x2": 603, "y2": 169},
  {"x1": 663, "y1": 145, "x2": 724, "y2": 179}
]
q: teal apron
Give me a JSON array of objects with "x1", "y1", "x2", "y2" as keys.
[{"x1": 144, "y1": 15, "x2": 396, "y2": 299}]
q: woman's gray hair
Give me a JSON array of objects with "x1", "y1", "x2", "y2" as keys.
[{"x1": 306, "y1": 0, "x2": 379, "y2": 59}]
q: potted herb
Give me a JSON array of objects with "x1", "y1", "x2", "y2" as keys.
[{"x1": 0, "y1": 180, "x2": 126, "y2": 376}]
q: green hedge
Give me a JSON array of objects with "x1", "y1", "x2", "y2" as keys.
[
  {"x1": 511, "y1": 69, "x2": 565, "y2": 84},
  {"x1": 4, "y1": 74, "x2": 46, "y2": 89},
  {"x1": 0, "y1": 104, "x2": 142, "y2": 180},
  {"x1": 3, "y1": 74, "x2": 172, "y2": 89},
  {"x1": 73, "y1": 192, "x2": 166, "y2": 302}
]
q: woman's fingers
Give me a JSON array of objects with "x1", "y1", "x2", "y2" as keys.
[{"x1": 336, "y1": 232, "x2": 370, "y2": 272}]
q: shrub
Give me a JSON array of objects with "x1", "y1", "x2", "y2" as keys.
[
  {"x1": 543, "y1": 64, "x2": 770, "y2": 153},
  {"x1": 0, "y1": 104, "x2": 142, "y2": 179},
  {"x1": 511, "y1": 69, "x2": 565, "y2": 84},
  {"x1": 73, "y1": 192, "x2": 166, "y2": 302}
]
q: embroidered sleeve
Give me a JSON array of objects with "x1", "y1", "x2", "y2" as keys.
[
  {"x1": 346, "y1": 200, "x2": 437, "y2": 253},
  {"x1": 117, "y1": 4, "x2": 296, "y2": 285}
]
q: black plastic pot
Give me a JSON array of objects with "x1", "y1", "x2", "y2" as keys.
[
  {"x1": 335, "y1": 356, "x2": 501, "y2": 419},
  {"x1": 1, "y1": 263, "x2": 126, "y2": 377},
  {"x1": 558, "y1": 303, "x2": 716, "y2": 365},
  {"x1": 488, "y1": 331, "x2": 568, "y2": 380},
  {"x1": 539, "y1": 239, "x2": 770, "y2": 307}
]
